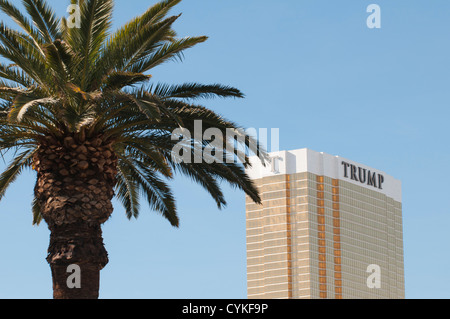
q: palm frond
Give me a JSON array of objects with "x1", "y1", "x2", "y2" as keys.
[
  {"x1": 129, "y1": 36, "x2": 208, "y2": 73},
  {"x1": 151, "y1": 83, "x2": 245, "y2": 100},
  {"x1": 133, "y1": 160, "x2": 178, "y2": 226},
  {"x1": 116, "y1": 159, "x2": 140, "y2": 220},
  {"x1": 103, "y1": 71, "x2": 151, "y2": 91},
  {"x1": 32, "y1": 195, "x2": 42, "y2": 225},
  {"x1": 0, "y1": 63, "x2": 35, "y2": 87},
  {"x1": 117, "y1": 153, "x2": 178, "y2": 226},
  {"x1": 0, "y1": 23, "x2": 49, "y2": 88},
  {"x1": 8, "y1": 95, "x2": 58, "y2": 123},
  {"x1": 22, "y1": 0, "x2": 60, "y2": 43},
  {"x1": 68, "y1": 0, "x2": 114, "y2": 90},
  {"x1": 0, "y1": 0, "x2": 44, "y2": 53},
  {"x1": 0, "y1": 148, "x2": 36, "y2": 201}
]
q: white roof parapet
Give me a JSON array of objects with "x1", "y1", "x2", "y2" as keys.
[{"x1": 247, "y1": 148, "x2": 402, "y2": 202}]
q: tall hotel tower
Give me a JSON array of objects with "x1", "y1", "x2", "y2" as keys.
[{"x1": 245, "y1": 149, "x2": 404, "y2": 299}]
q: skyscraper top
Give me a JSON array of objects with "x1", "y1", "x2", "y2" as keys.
[{"x1": 247, "y1": 148, "x2": 402, "y2": 202}]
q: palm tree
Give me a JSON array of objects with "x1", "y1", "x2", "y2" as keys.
[{"x1": 0, "y1": 0, "x2": 266, "y2": 299}]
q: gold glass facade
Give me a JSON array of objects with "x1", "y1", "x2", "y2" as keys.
[{"x1": 246, "y1": 170, "x2": 404, "y2": 299}]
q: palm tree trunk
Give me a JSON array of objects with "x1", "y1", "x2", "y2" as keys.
[
  {"x1": 51, "y1": 264, "x2": 101, "y2": 299},
  {"x1": 47, "y1": 223, "x2": 108, "y2": 299},
  {"x1": 33, "y1": 135, "x2": 118, "y2": 299}
]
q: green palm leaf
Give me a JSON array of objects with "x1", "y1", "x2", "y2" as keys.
[
  {"x1": 151, "y1": 83, "x2": 245, "y2": 100},
  {"x1": 129, "y1": 36, "x2": 208, "y2": 73},
  {"x1": 0, "y1": 148, "x2": 36, "y2": 201},
  {"x1": 0, "y1": 0, "x2": 44, "y2": 54},
  {"x1": 22, "y1": 0, "x2": 60, "y2": 43},
  {"x1": 68, "y1": 0, "x2": 114, "y2": 90}
]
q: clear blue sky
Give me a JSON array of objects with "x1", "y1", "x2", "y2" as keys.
[{"x1": 0, "y1": 0, "x2": 449, "y2": 299}]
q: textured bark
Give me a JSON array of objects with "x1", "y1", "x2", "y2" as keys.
[
  {"x1": 51, "y1": 264, "x2": 101, "y2": 299},
  {"x1": 33, "y1": 134, "x2": 117, "y2": 299}
]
